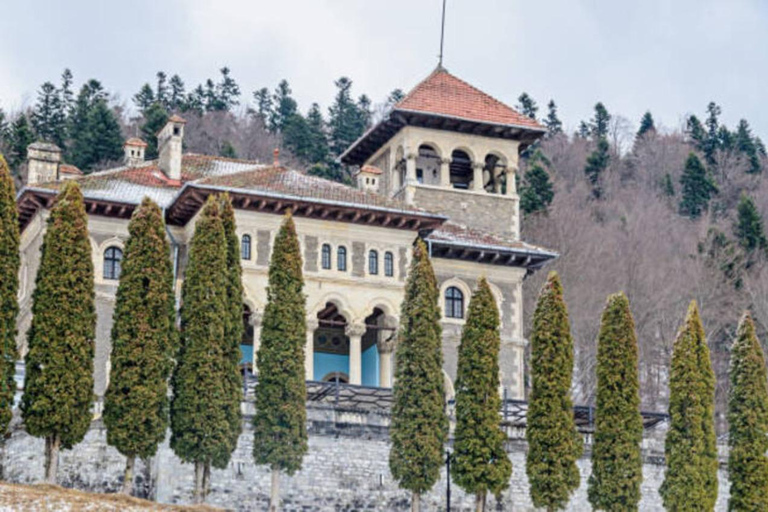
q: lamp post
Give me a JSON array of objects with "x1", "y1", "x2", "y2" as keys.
[{"x1": 445, "y1": 449, "x2": 452, "y2": 511}]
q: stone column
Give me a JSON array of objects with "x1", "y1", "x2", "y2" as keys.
[
  {"x1": 405, "y1": 152, "x2": 417, "y2": 185},
  {"x1": 377, "y1": 336, "x2": 396, "y2": 388},
  {"x1": 346, "y1": 322, "x2": 366, "y2": 386},
  {"x1": 439, "y1": 158, "x2": 451, "y2": 188},
  {"x1": 306, "y1": 318, "x2": 319, "y2": 381},
  {"x1": 506, "y1": 166, "x2": 518, "y2": 196},
  {"x1": 472, "y1": 162, "x2": 485, "y2": 191},
  {"x1": 251, "y1": 311, "x2": 263, "y2": 374}
]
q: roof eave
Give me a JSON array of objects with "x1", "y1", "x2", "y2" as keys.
[{"x1": 426, "y1": 237, "x2": 558, "y2": 269}]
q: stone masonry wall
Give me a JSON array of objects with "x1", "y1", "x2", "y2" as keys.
[{"x1": 2, "y1": 402, "x2": 731, "y2": 511}]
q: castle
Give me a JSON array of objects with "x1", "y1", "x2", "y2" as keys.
[{"x1": 15, "y1": 67, "x2": 555, "y2": 403}]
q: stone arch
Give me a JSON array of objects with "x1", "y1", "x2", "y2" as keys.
[
  {"x1": 416, "y1": 143, "x2": 442, "y2": 185},
  {"x1": 310, "y1": 292, "x2": 355, "y2": 322},
  {"x1": 449, "y1": 148, "x2": 475, "y2": 189},
  {"x1": 483, "y1": 151, "x2": 509, "y2": 194}
]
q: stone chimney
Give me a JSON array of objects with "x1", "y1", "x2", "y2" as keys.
[
  {"x1": 123, "y1": 138, "x2": 147, "y2": 167},
  {"x1": 355, "y1": 165, "x2": 382, "y2": 193},
  {"x1": 26, "y1": 142, "x2": 61, "y2": 185},
  {"x1": 157, "y1": 115, "x2": 186, "y2": 181}
]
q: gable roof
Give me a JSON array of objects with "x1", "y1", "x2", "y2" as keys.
[{"x1": 396, "y1": 68, "x2": 543, "y2": 130}]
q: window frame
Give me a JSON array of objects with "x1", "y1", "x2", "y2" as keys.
[
  {"x1": 241, "y1": 234, "x2": 252, "y2": 260},
  {"x1": 384, "y1": 251, "x2": 394, "y2": 277},
  {"x1": 337, "y1": 246, "x2": 347, "y2": 271},
  {"x1": 444, "y1": 286, "x2": 464, "y2": 319},
  {"x1": 368, "y1": 249, "x2": 379, "y2": 275},
  {"x1": 103, "y1": 246, "x2": 123, "y2": 281},
  {"x1": 321, "y1": 243, "x2": 332, "y2": 270}
]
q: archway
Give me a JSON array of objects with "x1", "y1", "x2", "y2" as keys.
[
  {"x1": 416, "y1": 144, "x2": 440, "y2": 185},
  {"x1": 312, "y1": 302, "x2": 350, "y2": 383},
  {"x1": 450, "y1": 149, "x2": 473, "y2": 189},
  {"x1": 483, "y1": 153, "x2": 507, "y2": 194}
]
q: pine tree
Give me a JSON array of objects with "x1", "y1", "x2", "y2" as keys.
[
  {"x1": 520, "y1": 161, "x2": 554, "y2": 215},
  {"x1": 169, "y1": 75, "x2": 186, "y2": 111},
  {"x1": 451, "y1": 278, "x2": 511, "y2": 511},
  {"x1": 0, "y1": 155, "x2": 19, "y2": 439},
  {"x1": 31, "y1": 82, "x2": 67, "y2": 148},
  {"x1": 734, "y1": 194, "x2": 767, "y2": 252},
  {"x1": 269, "y1": 80, "x2": 298, "y2": 133},
  {"x1": 155, "y1": 72, "x2": 169, "y2": 110},
  {"x1": 215, "y1": 67, "x2": 240, "y2": 112},
  {"x1": 517, "y1": 92, "x2": 538, "y2": 120},
  {"x1": 81, "y1": 98, "x2": 124, "y2": 169},
  {"x1": 22, "y1": 181, "x2": 95, "y2": 483},
  {"x1": 133, "y1": 84, "x2": 156, "y2": 113},
  {"x1": 306, "y1": 103, "x2": 329, "y2": 165},
  {"x1": 103, "y1": 198, "x2": 177, "y2": 495},
  {"x1": 686, "y1": 115, "x2": 706, "y2": 149},
  {"x1": 702, "y1": 102, "x2": 722, "y2": 167},
  {"x1": 328, "y1": 77, "x2": 368, "y2": 157},
  {"x1": 591, "y1": 103, "x2": 611, "y2": 139},
  {"x1": 679, "y1": 153, "x2": 717, "y2": 219},
  {"x1": 587, "y1": 293, "x2": 643, "y2": 511},
  {"x1": 185, "y1": 85, "x2": 206, "y2": 115},
  {"x1": 217, "y1": 194, "x2": 243, "y2": 475},
  {"x1": 170, "y1": 196, "x2": 232, "y2": 504},
  {"x1": 141, "y1": 102, "x2": 170, "y2": 160},
  {"x1": 59, "y1": 69, "x2": 74, "y2": 114},
  {"x1": 728, "y1": 312, "x2": 768, "y2": 511},
  {"x1": 636, "y1": 111, "x2": 656, "y2": 139},
  {"x1": 526, "y1": 272, "x2": 582, "y2": 511},
  {"x1": 252, "y1": 87, "x2": 273, "y2": 125},
  {"x1": 544, "y1": 100, "x2": 563, "y2": 136},
  {"x1": 735, "y1": 119, "x2": 761, "y2": 174},
  {"x1": 390, "y1": 239, "x2": 448, "y2": 511},
  {"x1": 219, "y1": 140, "x2": 237, "y2": 159},
  {"x1": 253, "y1": 211, "x2": 308, "y2": 512},
  {"x1": 8, "y1": 115, "x2": 35, "y2": 173},
  {"x1": 584, "y1": 138, "x2": 610, "y2": 199},
  {"x1": 660, "y1": 301, "x2": 718, "y2": 511}
]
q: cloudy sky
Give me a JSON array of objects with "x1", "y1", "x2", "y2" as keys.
[{"x1": 1, "y1": 0, "x2": 766, "y2": 137}]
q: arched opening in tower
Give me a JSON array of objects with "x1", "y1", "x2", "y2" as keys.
[{"x1": 450, "y1": 149, "x2": 473, "y2": 189}]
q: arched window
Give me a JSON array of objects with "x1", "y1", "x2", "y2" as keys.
[
  {"x1": 384, "y1": 251, "x2": 394, "y2": 277},
  {"x1": 337, "y1": 246, "x2": 347, "y2": 271},
  {"x1": 445, "y1": 286, "x2": 464, "y2": 319},
  {"x1": 103, "y1": 246, "x2": 123, "y2": 281},
  {"x1": 450, "y1": 149, "x2": 473, "y2": 189},
  {"x1": 321, "y1": 243, "x2": 332, "y2": 269},
  {"x1": 369, "y1": 250, "x2": 379, "y2": 275},
  {"x1": 241, "y1": 234, "x2": 251, "y2": 260}
]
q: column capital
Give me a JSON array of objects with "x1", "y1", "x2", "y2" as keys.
[
  {"x1": 249, "y1": 311, "x2": 263, "y2": 327},
  {"x1": 405, "y1": 152, "x2": 417, "y2": 161},
  {"x1": 377, "y1": 334, "x2": 397, "y2": 354},
  {"x1": 439, "y1": 157, "x2": 452, "y2": 165},
  {"x1": 306, "y1": 318, "x2": 320, "y2": 331},
  {"x1": 472, "y1": 162, "x2": 485, "y2": 170},
  {"x1": 345, "y1": 322, "x2": 367, "y2": 338}
]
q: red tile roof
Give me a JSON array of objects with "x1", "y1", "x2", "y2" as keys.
[
  {"x1": 124, "y1": 137, "x2": 147, "y2": 147},
  {"x1": 396, "y1": 68, "x2": 543, "y2": 130},
  {"x1": 357, "y1": 165, "x2": 383, "y2": 175},
  {"x1": 58, "y1": 164, "x2": 83, "y2": 176}
]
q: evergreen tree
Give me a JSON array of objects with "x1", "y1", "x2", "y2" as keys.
[
  {"x1": 185, "y1": 85, "x2": 206, "y2": 114},
  {"x1": 31, "y1": 82, "x2": 67, "y2": 148},
  {"x1": 636, "y1": 111, "x2": 656, "y2": 139},
  {"x1": 219, "y1": 140, "x2": 237, "y2": 159},
  {"x1": 577, "y1": 121, "x2": 591, "y2": 139},
  {"x1": 756, "y1": 137, "x2": 767, "y2": 158},
  {"x1": 734, "y1": 194, "x2": 767, "y2": 252},
  {"x1": 103, "y1": 198, "x2": 177, "y2": 495},
  {"x1": 252, "y1": 87, "x2": 273, "y2": 125},
  {"x1": 141, "y1": 102, "x2": 170, "y2": 160},
  {"x1": 587, "y1": 293, "x2": 643, "y2": 511},
  {"x1": 517, "y1": 92, "x2": 538, "y2": 120},
  {"x1": 269, "y1": 80, "x2": 298, "y2": 133},
  {"x1": 8, "y1": 115, "x2": 35, "y2": 172},
  {"x1": 728, "y1": 312, "x2": 768, "y2": 511},
  {"x1": 520, "y1": 161, "x2": 554, "y2": 215},
  {"x1": 390, "y1": 239, "x2": 447, "y2": 511},
  {"x1": 305, "y1": 103, "x2": 329, "y2": 165},
  {"x1": 660, "y1": 301, "x2": 717, "y2": 510},
  {"x1": 78, "y1": 98, "x2": 124, "y2": 170},
  {"x1": 736, "y1": 119, "x2": 761, "y2": 174},
  {"x1": 451, "y1": 278, "x2": 511, "y2": 511},
  {"x1": 215, "y1": 67, "x2": 240, "y2": 112},
  {"x1": 328, "y1": 77, "x2": 368, "y2": 157},
  {"x1": 0, "y1": 110, "x2": 9, "y2": 144},
  {"x1": 59, "y1": 69, "x2": 74, "y2": 114},
  {"x1": 663, "y1": 173, "x2": 675, "y2": 197},
  {"x1": 169, "y1": 75, "x2": 186, "y2": 111},
  {"x1": 133, "y1": 84, "x2": 156, "y2": 112},
  {"x1": 155, "y1": 72, "x2": 169, "y2": 109},
  {"x1": 253, "y1": 212, "x2": 308, "y2": 512},
  {"x1": 385, "y1": 88, "x2": 405, "y2": 111},
  {"x1": 170, "y1": 197, "x2": 232, "y2": 503},
  {"x1": 217, "y1": 194, "x2": 243, "y2": 474},
  {"x1": 703, "y1": 102, "x2": 721, "y2": 166},
  {"x1": 718, "y1": 125, "x2": 734, "y2": 153},
  {"x1": 544, "y1": 100, "x2": 563, "y2": 136},
  {"x1": 591, "y1": 103, "x2": 611, "y2": 139},
  {"x1": 686, "y1": 115, "x2": 706, "y2": 149},
  {"x1": 679, "y1": 153, "x2": 717, "y2": 219},
  {"x1": 526, "y1": 272, "x2": 582, "y2": 511},
  {"x1": 0, "y1": 155, "x2": 19, "y2": 439},
  {"x1": 282, "y1": 113, "x2": 313, "y2": 162},
  {"x1": 22, "y1": 181, "x2": 95, "y2": 483},
  {"x1": 584, "y1": 138, "x2": 610, "y2": 199}
]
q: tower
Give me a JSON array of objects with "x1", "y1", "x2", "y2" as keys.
[
  {"x1": 26, "y1": 142, "x2": 61, "y2": 185},
  {"x1": 158, "y1": 115, "x2": 186, "y2": 181},
  {"x1": 341, "y1": 68, "x2": 545, "y2": 239}
]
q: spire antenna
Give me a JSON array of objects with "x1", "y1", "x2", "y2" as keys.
[{"x1": 438, "y1": 0, "x2": 447, "y2": 68}]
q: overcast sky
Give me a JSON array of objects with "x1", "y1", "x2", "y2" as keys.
[{"x1": 1, "y1": 0, "x2": 766, "y2": 137}]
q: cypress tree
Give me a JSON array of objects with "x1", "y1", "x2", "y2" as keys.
[
  {"x1": 734, "y1": 194, "x2": 767, "y2": 252},
  {"x1": 170, "y1": 196, "x2": 231, "y2": 504},
  {"x1": 660, "y1": 301, "x2": 718, "y2": 511},
  {"x1": 728, "y1": 312, "x2": 768, "y2": 511},
  {"x1": 587, "y1": 293, "x2": 643, "y2": 511},
  {"x1": 526, "y1": 271, "x2": 582, "y2": 511},
  {"x1": 22, "y1": 181, "x2": 95, "y2": 483},
  {"x1": 451, "y1": 278, "x2": 511, "y2": 512},
  {"x1": 217, "y1": 194, "x2": 243, "y2": 474},
  {"x1": 389, "y1": 238, "x2": 448, "y2": 511},
  {"x1": 0, "y1": 155, "x2": 19, "y2": 440},
  {"x1": 253, "y1": 211, "x2": 308, "y2": 512},
  {"x1": 679, "y1": 153, "x2": 717, "y2": 219},
  {"x1": 103, "y1": 198, "x2": 177, "y2": 495}
]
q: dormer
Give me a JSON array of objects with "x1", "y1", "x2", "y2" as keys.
[
  {"x1": 355, "y1": 165, "x2": 383, "y2": 193},
  {"x1": 340, "y1": 67, "x2": 546, "y2": 239},
  {"x1": 123, "y1": 137, "x2": 147, "y2": 167},
  {"x1": 158, "y1": 115, "x2": 186, "y2": 181}
]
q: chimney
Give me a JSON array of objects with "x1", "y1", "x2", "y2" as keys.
[
  {"x1": 26, "y1": 142, "x2": 61, "y2": 185},
  {"x1": 158, "y1": 115, "x2": 186, "y2": 181},
  {"x1": 123, "y1": 138, "x2": 147, "y2": 167},
  {"x1": 273, "y1": 147, "x2": 280, "y2": 167},
  {"x1": 355, "y1": 165, "x2": 382, "y2": 193}
]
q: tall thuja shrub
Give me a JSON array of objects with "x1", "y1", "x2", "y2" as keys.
[
  {"x1": 103, "y1": 198, "x2": 177, "y2": 495},
  {"x1": 170, "y1": 196, "x2": 230, "y2": 504},
  {"x1": 451, "y1": 278, "x2": 511, "y2": 512},
  {"x1": 0, "y1": 155, "x2": 19, "y2": 441},
  {"x1": 526, "y1": 271, "x2": 582, "y2": 511},
  {"x1": 253, "y1": 211, "x2": 308, "y2": 512},
  {"x1": 660, "y1": 301, "x2": 717, "y2": 511},
  {"x1": 389, "y1": 239, "x2": 448, "y2": 512},
  {"x1": 217, "y1": 194, "x2": 243, "y2": 473},
  {"x1": 727, "y1": 312, "x2": 768, "y2": 511},
  {"x1": 22, "y1": 181, "x2": 95, "y2": 483},
  {"x1": 587, "y1": 293, "x2": 643, "y2": 511}
]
